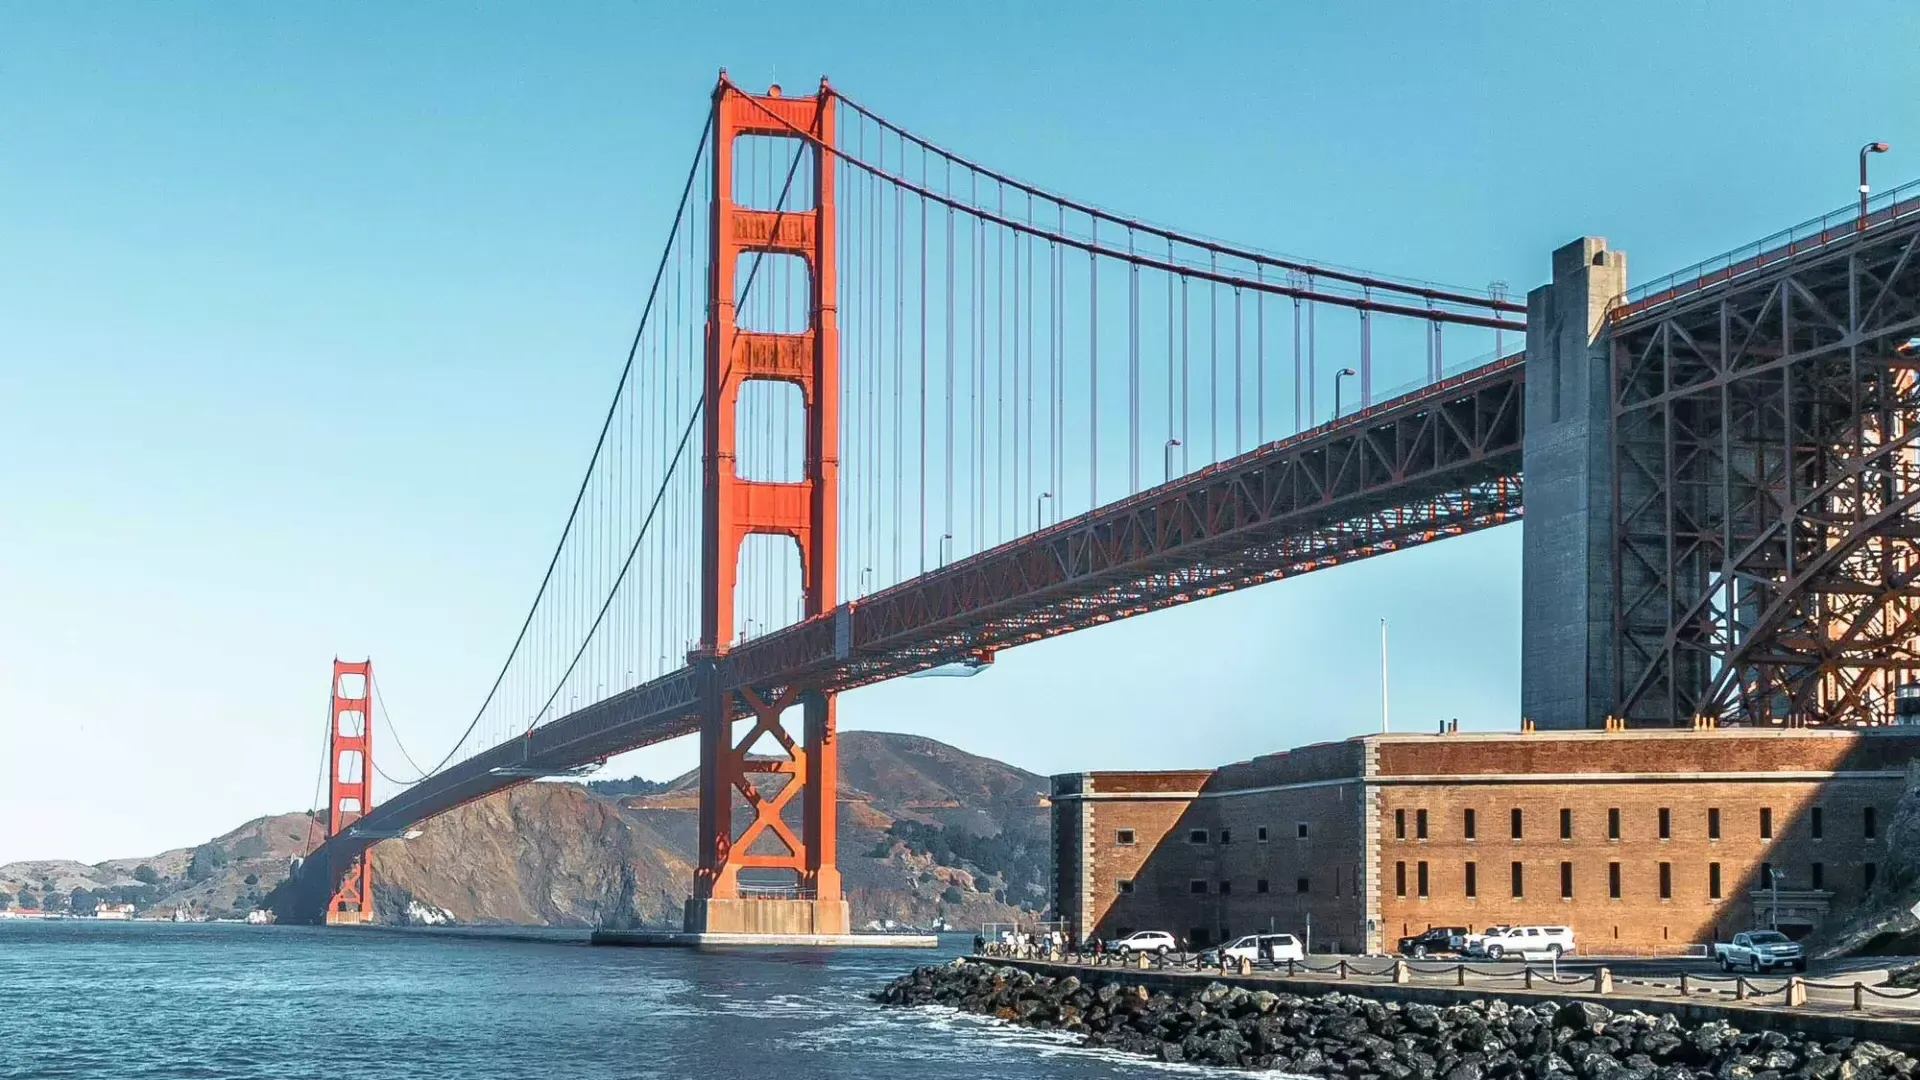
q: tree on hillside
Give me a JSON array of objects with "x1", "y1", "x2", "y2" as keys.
[
  {"x1": 133, "y1": 864, "x2": 161, "y2": 886},
  {"x1": 187, "y1": 844, "x2": 229, "y2": 883},
  {"x1": 243, "y1": 873, "x2": 258, "y2": 886},
  {"x1": 70, "y1": 887, "x2": 97, "y2": 915},
  {"x1": 0, "y1": 891, "x2": 12, "y2": 910}
]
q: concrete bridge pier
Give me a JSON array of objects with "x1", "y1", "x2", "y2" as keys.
[{"x1": 1521, "y1": 238, "x2": 1628, "y2": 731}]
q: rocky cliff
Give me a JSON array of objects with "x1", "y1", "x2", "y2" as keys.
[
  {"x1": 372, "y1": 730, "x2": 1051, "y2": 928},
  {"x1": 5, "y1": 730, "x2": 1050, "y2": 930}
]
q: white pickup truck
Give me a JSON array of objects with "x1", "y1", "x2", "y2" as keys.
[{"x1": 1713, "y1": 930, "x2": 1805, "y2": 972}]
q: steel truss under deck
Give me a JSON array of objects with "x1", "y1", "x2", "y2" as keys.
[{"x1": 1611, "y1": 216, "x2": 1920, "y2": 726}]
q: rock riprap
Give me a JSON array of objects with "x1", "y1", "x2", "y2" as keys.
[{"x1": 874, "y1": 959, "x2": 1919, "y2": 1074}]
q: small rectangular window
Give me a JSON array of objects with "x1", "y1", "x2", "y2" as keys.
[
  {"x1": 1189, "y1": 829, "x2": 1208, "y2": 844},
  {"x1": 1709, "y1": 862, "x2": 1721, "y2": 899},
  {"x1": 1867, "y1": 862, "x2": 1879, "y2": 890},
  {"x1": 1608, "y1": 862, "x2": 1621, "y2": 899},
  {"x1": 1464, "y1": 861, "x2": 1478, "y2": 898},
  {"x1": 1256, "y1": 827, "x2": 1268, "y2": 842},
  {"x1": 1811, "y1": 806, "x2": 1825, "y2": 840},
  {"x1": 1395, "y1": 809, "x2": 1406, "y2": 839},
  {"x1": 1607, "y1": 808, "x2": 1621, "y2": 841},
  {"x1": 1416, "y1": 809, "x2": 1428, "y2": 839},
  {"x1": 1219, "y1": 880, "x2": 1232, "y2": 896},
  {"x1": 1296, "y1": 822, "x2": 1309, "y2": 839},
  {"x1": 1190, "y1": 879, "x2": 1208, "y2": 895},
  {"x1": 1417, "y1": 861, "x2": 1430, "y2": 898},
  {"x1": 1560, "y1": 808, "x2": 1573, "y2": 840},
  {"x1": 1659, "y1": 862, "x2": 1672, "y2": 899},
  {"x1": 1510, "y1": 861, "x2": 1524, "y2": 898},
  {"x1": 1708, "y1": 808, "x2": 1720, "y2": 840},
  {"x1": 1116, "y1": 879, "x2": 1134, "y2": 895},
  {"x1": 1297, "y1": 877, "x2": 1311, "y2": 894},
  {"x1": 1256, "y1": 878, "x2": 1270, "y2": 894},
  {"x1": 1511, "y1": 808, "x2": 1524, "y2": 839},
  {"x1": 1219, "y1": 829, "x2": 1231, "y2": 845},
  {"x1": 1115, "y1": 829, "x2": 1136, "y2": 846},
  {"x1": 1761, "y1": 861, "x2": 1774, "y2": 888},
  {"x1": 1866, "y1": 807, "x2": 1879, "y2": 840},
  {"x1": 1658, "y1": 807, "x2": 1672, "y2": 839},
  {"x1": 1560, "y1": 861, "x2": 1573, "y2": 899},
  {"x1": 1395, "y1": 861, "x2": 1407, "y2": 897},
  {"x1": 1760, "y1": 807, "x2": 1773, "y2": 840},
  {"x1": 1463, "y1": 808, "x2": 1477, "y2": 840},
  {"x1": 1811, "y1": 863, "x2": 1824, "y2": 890}
]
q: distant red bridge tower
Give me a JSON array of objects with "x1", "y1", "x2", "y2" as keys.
[{"x1": 324, "y1": 658, "x2": 375, "y2": 925}]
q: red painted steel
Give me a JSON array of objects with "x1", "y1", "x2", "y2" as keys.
[
  {"x1": 325, "y1": 658, "x2": 374, "y2": 922},
  {"x1": 694, "y1": 76, "x2": 842, "y2": 902}
]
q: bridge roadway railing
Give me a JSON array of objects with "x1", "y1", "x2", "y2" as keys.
[
  {"x1": 1614, "y1": 176, "x2": 1920, "y2": 323},
  {"x1": 292, "y1": 352, "x2": 1526, "y2": 920}
]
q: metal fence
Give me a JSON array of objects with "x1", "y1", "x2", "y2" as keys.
[{"x1": 976, "y1": 944, "x2": 1920, "y2": 1013}]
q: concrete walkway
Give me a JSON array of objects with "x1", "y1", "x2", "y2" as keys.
[{"x1": 986, "y1": 953, "x2": 1920, "y2": 1046}]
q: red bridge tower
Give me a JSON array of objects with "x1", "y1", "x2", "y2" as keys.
[{"x1": 687, "y1": 75, "x2": 848, "y2": 936}]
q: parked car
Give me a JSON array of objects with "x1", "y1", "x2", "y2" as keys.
[
  {"x1": 1466, "y1": 925, "x2": 1575, "y2": 959},
  {"x1": 1396, "y1": 926, "x2": 1469, "y2": 958},
  {"x1": 1106, "y1": 930, "x2": 1177, "y2": 956},
  {"x1": 1460, "y1": 925, "x2": 1511, "y2": 955},
  {"x1": 1713, "y1": 930, "x2": 1805, "y2": 973},
  {"x1": 1202, "y1": 933, "x2": 1306, "y2": 966}
]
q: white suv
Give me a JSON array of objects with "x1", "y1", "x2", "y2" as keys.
[
  {"x1": 1468, "y1": 925, "x2": 1574, "y2": 959},
  {"x1": 1107, "y1": 930, "x2": 1177, "y2": 956},
  {"x1": 1217, "y1": 933, "x2": 1305, "y2": 963}
]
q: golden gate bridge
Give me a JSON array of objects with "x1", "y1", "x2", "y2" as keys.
[{"x1": 286, "y1": 74, "x2": 1920, "y2": 929}]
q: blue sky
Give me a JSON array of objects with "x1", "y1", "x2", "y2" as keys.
[{"x1": 4, "y1": 1, "x2": 1916, "y2": 863}]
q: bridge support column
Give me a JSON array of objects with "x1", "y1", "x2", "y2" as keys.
[
  {"x1": 324, "y1": 658, "x2": 375, "y2": 925},
  {"x1": 1521, "y1": 238, "x2": 1627, "y2": 730},
  {"x1": 686, "y1": 75, "x2": 847, "y2": 936}
]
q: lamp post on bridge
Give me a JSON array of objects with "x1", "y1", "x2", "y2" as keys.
[
  {"x1": 1035, "y1": 492, "x2": 1052, "y2": 531},
  {"x1": 1333, "y1": 368, "x2": 1358, "y2": 422},
  {"x1": 939, "y1": 533, "x2": 953, "y2": 568},
  {"x1": 1163, "y1": 438, "x2": 1181, "y2": 482},
  {"x1": 1861, "y1": 142, "x2": 1891, "y2": 230}
]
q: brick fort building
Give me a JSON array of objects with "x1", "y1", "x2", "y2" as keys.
[{"x1": 1051, "y1": 726, "x2": 1920, "y2": 956}]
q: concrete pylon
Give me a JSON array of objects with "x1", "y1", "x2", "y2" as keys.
[{"x1": 1521, "y1": 238, "x2": 1627, "y2": 730}]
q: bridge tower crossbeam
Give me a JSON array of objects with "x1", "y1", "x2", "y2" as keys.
[{"x1": 687, "y1": 75, "x2": 848, "y2": 935}]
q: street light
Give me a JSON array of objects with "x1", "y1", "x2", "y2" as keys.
[
  {"x1": 939, "y1": 533, "x2": 953, "y2": 568},
  {"x1": 1035, "y1": 492, "x2": 1052, "y2": 531},
  {"x1": 1163, "y1": 438, "x2": 1182, "y2": 482},
  {"x1": 860, "y1": 566, "x2": 874, "y2": 595},
  {"x1": 1333, "y1": 368, "x2": 1358, "y2": 421},
  {"x1": 1861, "y1": 141, "x2": 1891, "y2": 229},
  {"x1": 1767, "y1": 866, "x2": 1782, "y2": 930}
]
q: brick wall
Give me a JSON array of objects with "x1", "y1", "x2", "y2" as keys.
[
  {"x1": 1052, "y1": 747, "x2": 1368, "y2": 952},
  {"x1": 1374, "y1": 730, "x2": 1918, "y2": 954},
  {"x1": 1056, "y1": 729, "x2": 1918, "y2": 956}
]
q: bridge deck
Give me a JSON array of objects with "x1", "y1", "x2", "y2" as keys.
[{"x1": 289, "y1": 353, "x2": 1525, "y2": 920}]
